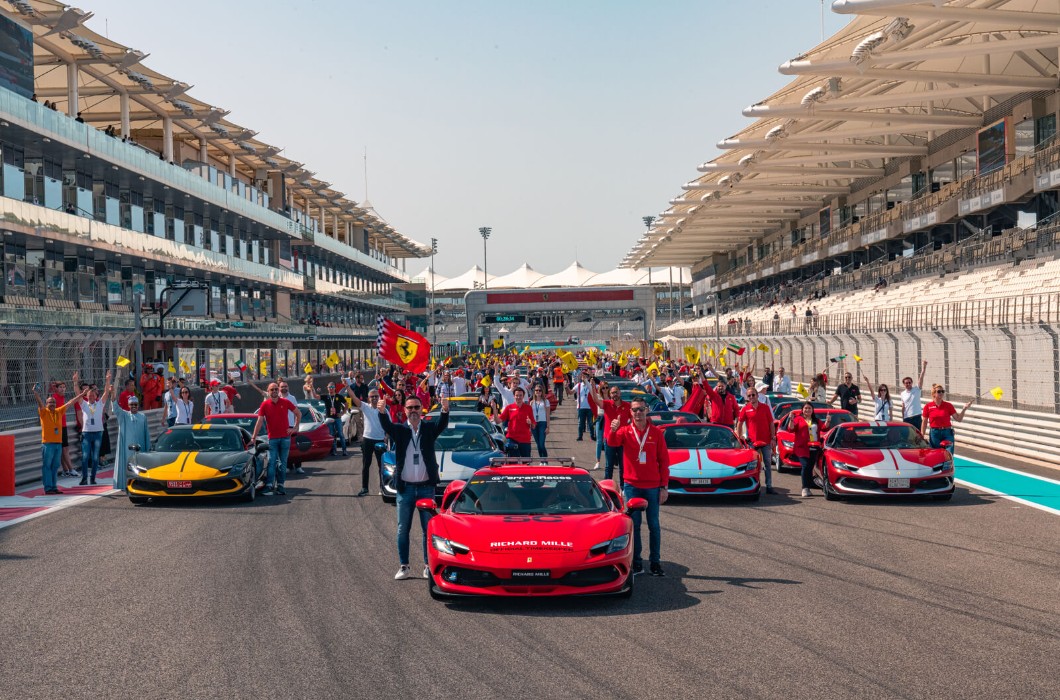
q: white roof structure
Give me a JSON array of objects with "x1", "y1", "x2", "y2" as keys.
[
  {"x1": 490, "y1": 263, "x2": 545, "y2": 289},
  {"x1": 409, "y1": 266, "x2": 448, "y2": 291},
  {"x1": 435, "y1": 265, "x2": 493, "y2": 292},
  {"x1": 623, "y1": 0, "x2": 1060, "y2": 268},
  {"x1": 532, "y1": 262, "x2": 599, "y2": 288}
]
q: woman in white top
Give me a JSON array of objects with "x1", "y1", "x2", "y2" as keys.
[
  {"x1": 173, "y1": 386, "x2": 194, "y2": 425},
  {"x1": 529, "y1": 385, "x2": 550, "y2": 458},
  {"x1": 859, "y1": 366, "x2": 892, "y2": 421}
]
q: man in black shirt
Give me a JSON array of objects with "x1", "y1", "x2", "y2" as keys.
[
  {"x1": 321, "y1": 382, "x2": 348, "y2": 457},
  {"x1": 830, "y1": 371, "x2": 862, "y2": 417},
  {"x1": 348, "y1": 372, "x2": 370, "y2": 402}
]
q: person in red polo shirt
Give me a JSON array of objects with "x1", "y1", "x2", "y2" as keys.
[
  {"x1": 607, "y1": 397, "x2": 669, "y2": 577},
  {"x1": 736, "y1": 386, "x2": 776, "y2": 494},
  {"x1": 495, "y1": 386, "x2": 535, "y2": 458},
  {"x1": 701, "y1": 375, "x2": 739, "y2": 427},
  {"x1": 922, "y1": 385, "x2": 972, "y2": 455},
  {"x1": 250, "y1": 382, "x2": 299, "y2": 496},
  {"x1": 591, "y1": 382, "x2": 632, "y2": 483}
]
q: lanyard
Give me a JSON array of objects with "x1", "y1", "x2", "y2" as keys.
[
  {"x1": 409, "y1": 426, "x2": 422, "y2": 454},
  {"x1": 533, "y1": 400, "x2": 546, "y2": 422},
  {"x1": 629, "y1": 422, "x2": 650, "y2": 455}
]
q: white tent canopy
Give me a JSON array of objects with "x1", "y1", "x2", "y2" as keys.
[
  {"x1": 435, "y1": 265, "x2": 494, "y2": 292},
  {"x1": 409, "y1": 266, "x2": 448, "y2": 292},
  {"x1": 531, "y1": 262, "x2": 599, "y2": 288},
  {"x1": 490, "y1": 263, "x2": 545, "y2": 289}
]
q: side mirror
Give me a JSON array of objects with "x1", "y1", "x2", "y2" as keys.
[
  {"x1": 416, "y1": 498, "x2": 438, "y2": 515},
  {"x1": 939, "y1": 440, "x2": 952, "y2": 448},
  {"x1": 255, "y1": 443, "x2": 269, "y2": 454},
  {"x1": 626, "y1": 497, "x2": 648, "y2": 513},
  {"x1": 324, "y1": 417, "x2": 335, "y2": 425},
  {"x1": 128, "y1": 444, "x2": 141, "y2": 453}
]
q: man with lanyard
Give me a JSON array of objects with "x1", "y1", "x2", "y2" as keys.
[
  {"x1": 591, "y1": 381, "x2": 632, "y2": 483},
  {"x1": 830, "y1": 370, "x2": 862, "y2": 418},
  {"x1": 494, "y1": 386, "x2": 535, "y2": 457},
  {"x1": 204, "y1": 380, "x2": 229, "y2": 417},
  {"x1": 606, "y1": 397, "x2": 669, "y2": 577},
  {"x1": 321, "y1": 382, "x2": 348, "y2": 457},
  {"x1": 378, "y1": 394, "x2": 449, "y2": 580},
  {"x1": 73, "y1": 370, "x2": 113, "y2": 486},
  {"x1": 161, "y1": 376, "x2": 178, "y2": 428},
  {"x1": 33, "y1": 383, "x2": 86, "y2": 494},
  {"x1": 572, "y1": 370, "x2": 596, "y2": 442},
  {"x1": 735, "y1": 386, "x2": 776, "y2": 495},
  {"x1": 901, "y1": 360, "x2": 928, "y2": 431},
  {"x1": 250, "y1": 382, "x2": 299, "y2": 496},
  {"x1": 349, "y1": 386, "x2": 385, "y2": 497}
]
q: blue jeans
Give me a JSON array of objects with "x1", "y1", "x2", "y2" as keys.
[
  {"x1": 80, "y1": 431, "x2": 102, "y2": 481},
  {"x1": 396, "y1": 483, "x2": 436, "y2": 565},
  {"x1": 328, "y1": 419, "x2": 346, "y2": 454},
  {"x1": 756, "y1": 445, "x2": 774, "y2": 488},
  {"x1": 623, "y1": 484, "x2": 661, "y2": 564},
  {"x1": 577, "y1": 408, "x2": 595, "y2": 439},
  {"x1": 41, "y1": 443, "x2": 61, "y2": 491},
  {"x1": 930, "y1": 427, "x2": 955, "y2": 455},
  {"x1": 604, "y1": 445, "x2": 623, "y2": 483},
  {"x1": 531, "y1": 422, "x2": 548, "y2": 457},
  {"x1": 267, "y1": 437, "x2": 291, "y2": 486},
  {"x1": 595, "y1": 416, "x2": 605, "y2": 460}
]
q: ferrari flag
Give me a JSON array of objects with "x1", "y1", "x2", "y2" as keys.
[{"x1": 377, "y1": 315, "x2": 431, "y2": 374}]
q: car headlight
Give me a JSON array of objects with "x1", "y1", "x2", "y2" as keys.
[
  {"x1": 831, "y1": 460, "x2": 858, "y2": 472},
  {"x1": 431, "y1": 535, "x2": 469, "y2": 555},
  {"x1": 590, "y1": 534, "x2": 630, "y2": 556},
  {"x1": 737, "y1": 460, "x2": 758, "y2": 471},
  {"x1": 781, "y1": 440, "x2": 794, "y2": 448},
  {"x1": 128, "y1": 462, "x2": 148, "y2": 475}
]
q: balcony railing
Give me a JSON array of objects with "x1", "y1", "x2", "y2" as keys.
[{"x1": 310, "y1": 231, "x2": 410, "y2": 281}]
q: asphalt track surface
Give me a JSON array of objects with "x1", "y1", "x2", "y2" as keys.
[{"x1": 3, "y1": 399, "x2": 1058, "y2": 700}]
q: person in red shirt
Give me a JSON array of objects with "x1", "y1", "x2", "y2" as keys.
[
  {"x1": 140, "y1": 366, "x2": 163, "y2": 409},
  {"x1": 607, "y1": 397, "x2": 669, "y2": 577},
  {"x1": 221, "y1": 378, "x2": 240, "y2": 411},
  {"x1": 791, "y1": 403, "x2": 826, "y2": 498},
  {"x1": 117, "y1": 378, "x2": 139, "y2": 411},
  {"x1": 591, "y1": 382, "x2": 632, "y2": 482},
  {"x1": 495, "y1": 386, "x2": 535, "y2": 458},
  {"x1": 701, "y1": 377, "x2": 739, "y2": 427},
  {"x1": 736, "y1": 386, "x2": 776, "y2": 494},
  {"x1": 250, "y1": 383, "x2": 299, "y2": 496},
  {"x1": 922, "y1": 385, "x2": 972, "y2": 455}
]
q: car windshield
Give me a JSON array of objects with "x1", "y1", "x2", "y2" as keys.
[
  {"x1": 775, "y1": 402, "x2": 829, "y2": 421},
  {"x1": 298, "y1": 406, "x2": 319, "y2": 423},
  {"x1": 664, "y1": 425, "x2": 741, "y2": 449},
  {"x1": 831, "y1": 425, "x2": 929, "y2": 449},
  {"x1": 155, "y1": 429, "x2": 244, "y2": 452},
  {"x1": 822, "y1": 412, "x2": 855, "y2": 430},
  {"x1": 430, "y1": 411, "x2": 491, "y2": 429},
  {"x1": 436, "y1": 426, "x2": 494, "y2": 452},
  {"x1": 204, "y1": 416, "x2": 257, "y2": 432},
  {"x1": 452, "y1": 473, "x2": 607, "y2": 515}
]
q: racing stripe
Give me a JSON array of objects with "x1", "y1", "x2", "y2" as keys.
[{"x1": 178, "y1": 452, "x2": 192, "y2": 473}]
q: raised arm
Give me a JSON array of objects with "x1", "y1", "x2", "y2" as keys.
[
  {"x1": 917, "y1": 360, "x2": 928, "y2": 389},
  {"x1": 32, "y1": 384, "x2": 44, "y2": 409}
]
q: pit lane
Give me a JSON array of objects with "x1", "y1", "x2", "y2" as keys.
[{"x1": 1, "y1": 399, "x2": 1057, "y2": 700}]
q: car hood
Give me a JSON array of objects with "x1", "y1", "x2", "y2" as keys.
[
  {"x1": 131, "y1": 450, "x2": 248, "y2": 479},
  {"x1": 826, "y1": 448, "x2": 950, "y2": 475},
  {"x1": 668, "y1": 448, "x2": 759, "y2": 475},
  {"x1": 437, "y1": 450, "x2": 505, "y2": 479},
  {"x1": 435, "y1": 512, "x2": 626, "y2": 554}
]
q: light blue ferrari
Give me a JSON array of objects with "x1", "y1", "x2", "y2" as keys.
[{"x1": 380, "y1": 424, "x2": 505, "y2": 503}]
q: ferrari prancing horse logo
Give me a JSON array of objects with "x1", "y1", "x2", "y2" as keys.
[
  {"x1": 526, "y1": 557, "x2": 533, "y2": 564},
  {"x1": 396, "y1": 336, "x2": 420, "y2": 364}
]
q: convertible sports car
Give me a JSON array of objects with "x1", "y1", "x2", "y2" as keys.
[
  {"x1": 774, "y1": 408, "x2": 855, "y2": 471},
  {"x1": 126, "y1": 424, "x2": 267, "y2": 504},
  {"x1": 425, "y1": 409, "x2": 505, "y2": 443},
  {"x1": 379, "y1": 424, "x2": 506, "y2": 503},
  {"x1": 420, "y1": 461, "x2": 646, "y2": 598},
  {"x1": 202, "y1": 404, "x2": 334, "y2": 466},
  {"x1": 663, "y1": 423, "x2": 761, "y2": 499},
  {"x1": 816, "y1": 421, "x2": 955, "y2": 500}
]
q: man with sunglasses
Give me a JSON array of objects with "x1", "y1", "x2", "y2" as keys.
[
  {"x1": 736, "y1": 386, "x2": 776, "y2": 495},
  {"x1": 250, "y1": 383, "x2": 300, "y2": 496},
  {"x1": 830, "y1": 371, "x2": 862, "y2": 418},
  {"x1": 378, "y1": 394, "x2": 450, "y2": 580}
]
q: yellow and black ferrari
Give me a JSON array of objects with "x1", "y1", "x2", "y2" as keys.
[{"x1": 126, "y1": 424, "x2": 267, "y2": 504}]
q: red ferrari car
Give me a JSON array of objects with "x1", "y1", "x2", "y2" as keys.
[
  {"x1": 203, "y1": 404, "x2": 334, "y2": 467},
  {"x1": 418, "y1": 460, "x2": 646, "y2": 599},
  {"x1": 816, "y1": 421, "x2": 955, "y2": 500},
  {"x1": 774, "y1": 409, "x2": 855, "y2": 472},
  {"x1": 662, "y1": 423, "x2": 761, "y2": 498}
]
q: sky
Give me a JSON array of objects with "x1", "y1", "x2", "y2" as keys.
[{"x1": 83, "y1": 1, "x2": 850, "y2": 278}]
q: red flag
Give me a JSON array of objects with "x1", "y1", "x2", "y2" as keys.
[
  {"x1": 681, "y1": 384, "x2": 706, "y2": 416},
  {"x1": 376, "y1": 316, "x2": 431, "y2": 374}
]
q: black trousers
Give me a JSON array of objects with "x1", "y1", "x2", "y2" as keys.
[
  {"x1": 361, "y1": 438, "x2": 386, "y2": 490},
  {"x1": 799, "y1": 448, "x2": 820, "y2": 489}
]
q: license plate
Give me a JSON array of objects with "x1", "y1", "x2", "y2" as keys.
[
  {"x1": 167, "y1": 480, "x2": 193, "y2": 489},
  {"x1": 690, "y1": 478, "x2": 712, "y2": 485},
  {"x1": 510, "y1": 569, "x2": 551, "y2": 580},
  {"x1": 887, "y1": 478, "x2": 911, "y2": 489}
]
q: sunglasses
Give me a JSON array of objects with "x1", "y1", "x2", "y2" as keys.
[
  {"x1": 405, "y1": 405, "x2": 422, "y2": 411},
  {"x1": 630, "y1": 407, "x2": 647, "y2": 413}
]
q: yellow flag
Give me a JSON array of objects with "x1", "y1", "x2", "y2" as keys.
[
  {"x1": 795, "y1": 382, "x2": 808, "y2": 398},
  {"x1": 304, "y1": 362, "x2": 313, "y2": 374},
  {"x1": 990, "y1": 386, "x2": 1004, "y2": 401},
  {"x1": 718, "y1": 355, "x2": 726, "y2": 367},
  {"x1": 707, "y1": 348, "x2": 715, "y2": 358},
  {"x1": 365, "y1": 357, "x2": 374, "y2": 368},
  {"x1": 168, "y1": 360, "x2": 176, "y2": 373},
  {"x1": 179, "y1": 358, "x2": 190, "y2": 373},
  {"x1": 853, "y1": 354, "x2": 863, "y2": 362},
  {"x1": 720, "y1": 347, "x2": 727, "y2": 357},
  {"x1": 646, "y1": 361, "x2": 658, "y2": 374},
  {"x1": 259, "y1": 360, "x2": 268, "y2": 375},
  {"x1": 492, "y1": 339, "x2": 504, "y2": 349},
  {"x1": 684, "y1": 346, "x2": 700, "y2": 364},
  {"x1": 774, "y1": 348, "x2": 780, "y2": 355},
  {"x1": 481, "y1": 374, "x2": 492, "y2": 387},
  {"x1": 757, "y1": 343, "x2": 769, "y2": 352},
  {"x1": 560, "y1": 351, "x2": 579, "y2": 374},
  {"x1": 326, "y1": 351, "x2": 340, "y2": 369},
  {"x1": 115, "y1": 356, "x2": 131, "y2": 368},
  {"x1": 430, "y1": 357, "x2": 438, "y2": 371},
  {"x1": 653, "y1": 341, "x2": 664, "y2": 356}
]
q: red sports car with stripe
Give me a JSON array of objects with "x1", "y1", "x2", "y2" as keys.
[
  {"x1": 774, "y1": 409, "x2": 855, "y2": 471},
  {"x1": 418, "y1": 461, "x2": 646, "y2": 598},
  {"x1": 662, "y1": 423, "x2": 761, "y2": 499},
  {"x1": 816, "y1": 421, "x2": 955, "y2": 500}
]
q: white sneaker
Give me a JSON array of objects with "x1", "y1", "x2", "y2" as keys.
[
  {"x1": 423, "y1": 565, "x2": 430, "y2": 579},
  {"x1": 394, "y1": 565, "x2": 413, "y2": 580},
  {"x1": 801, "y1": 488, "x2": 811, "y2": 497},
  {"x1": 593, "y1": 461, "x2": 600, "y2": 471}
]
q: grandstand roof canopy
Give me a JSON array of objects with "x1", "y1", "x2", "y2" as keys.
[
  {"x1": 409, "y1": 266, "x2": 448, "y2": 291},
  {"x1": 532, "y1": 262, "x2": 599, "y2": 288},
  {"x1": 624, "y1": 0, "x2": 1060, "y2": 269},
  {"x1": 435, "y1": 265, "x2": 493, "y2": 292},
  {"x1": 3, "y1": 0, "x2": 431, "y2": 258},
  {"x1": 490, "y1": 263, "x2": 545, "y2": 289}
]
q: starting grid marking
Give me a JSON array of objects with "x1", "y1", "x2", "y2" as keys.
[{"x1": 0, "y1": 458, "x2": 1058, "y2": 530}]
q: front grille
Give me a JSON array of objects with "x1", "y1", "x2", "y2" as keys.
[
  {"x1": 128, "y1": 478, "x2": 239, "y2": 494},
  {"x1": 670, "y1": 477, "x2": 754, "y2": 491},
  {"x1": 842, "y1": 477, "x2": 882, "y2": 490},
  {"x1": 440, "y1": 565, "x2": 619, "y2": 588},
  {"x1": 916, "y1": 477, "x2": 951, "y2": 490}
]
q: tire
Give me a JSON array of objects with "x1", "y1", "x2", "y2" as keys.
[
  {"x1": 823, "y1": 473, "x2": 839, "y2": 501},
  {"x1": 128, "y1": 496, "x2": 149, "y2": 505},
  {"x1": 241, "y1": 480, "x2": 256, "y2": 502}
]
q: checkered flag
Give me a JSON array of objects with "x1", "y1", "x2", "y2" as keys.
[{"x1": 376, "y1": 315, "x2": 386, "y2": 356}]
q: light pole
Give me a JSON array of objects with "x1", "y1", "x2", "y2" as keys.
[
  {"x1": 430, "y1": 237, "x2": 437, "y2": 351},
  {"x1": 479, "y1": 227, "x2": 491, "y2": 289},
  {"x1": 642, "y1": 216, "x2": 655, "y2": 313}
]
